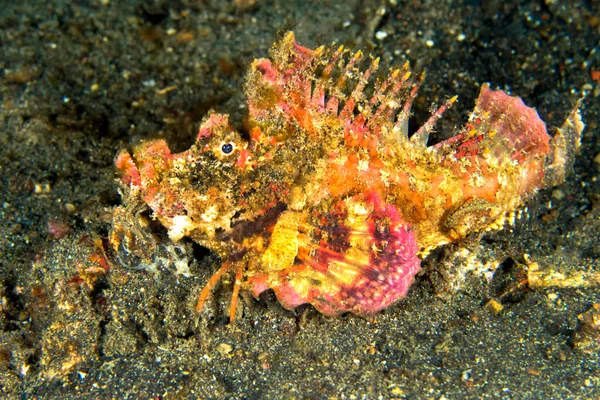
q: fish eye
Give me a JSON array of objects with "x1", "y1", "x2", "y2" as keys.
[{"x1": 221, "y1": 143, "x2": 234, "y2": 154}]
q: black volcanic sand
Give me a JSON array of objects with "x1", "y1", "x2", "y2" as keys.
[{"x1": 1, "y1": 1, "x2": 599, "y2": 398}]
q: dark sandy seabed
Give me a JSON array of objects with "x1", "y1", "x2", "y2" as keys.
[{"x1": 1, "y1": 0, "x2": 599, "y2": 398}]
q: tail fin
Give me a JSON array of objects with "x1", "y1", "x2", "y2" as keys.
[{"x1": 543, "y1": 102, "x2": 585, "y2": 187}]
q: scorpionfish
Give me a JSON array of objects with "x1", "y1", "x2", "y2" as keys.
[{"x1": 111, "y1": 32, "x2": 584, "y2": 322}]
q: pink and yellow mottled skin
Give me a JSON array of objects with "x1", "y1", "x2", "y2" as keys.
[{"x1": 111, "y1": 32, "x2": 583, "y2": 322}]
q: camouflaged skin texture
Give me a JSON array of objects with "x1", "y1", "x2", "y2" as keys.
[{"x1": 110, "y1": 32, "x2": 584, "y2": 320}]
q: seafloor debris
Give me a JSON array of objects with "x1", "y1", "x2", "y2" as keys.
[
  {"x1": 526, "y1": 255, "x2": 600, "y2": 289},
  {"x1": 110, "y1": 32, "x2": 584, "y2": 322},
  {"x1": 572, "y1": 304, "x2": 600, "y2": 354}
]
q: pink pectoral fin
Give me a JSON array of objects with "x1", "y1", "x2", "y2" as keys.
[{"x1": 248, "y1": 192, "x2": 421, "y2": 316}]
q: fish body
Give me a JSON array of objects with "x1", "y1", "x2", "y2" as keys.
[{"x1": 111, "y1": 32, "x2": 583, "y2": 320}]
